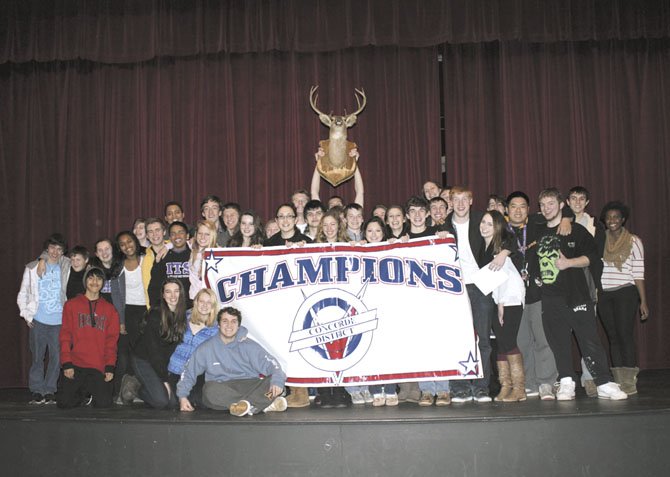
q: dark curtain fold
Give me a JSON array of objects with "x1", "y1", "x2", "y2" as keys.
[
  {"x1": 1, "y1": 0, "x2": 669, "y2": 63},
  {"x1": 443, "y1": 38, "x2": 670, "y2": 368},
  {"x1": 0, "y1": 46, "x2": 440, "y2": 386}
]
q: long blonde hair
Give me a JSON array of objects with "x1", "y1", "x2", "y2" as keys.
[
  {"x1": 316, "y1": 209, "x2": 349, "y2": 243},
  {"x1": 190, "y1": 288, "x2": 220, "y2": 327}
]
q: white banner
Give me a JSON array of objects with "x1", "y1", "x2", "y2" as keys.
[{"x1": 203, "y1": 237, "x2": 482, "y2": 387}]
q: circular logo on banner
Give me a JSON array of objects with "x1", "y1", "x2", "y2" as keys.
[{"x1": 291, "y1": 288, "x2": 375, "y2": 373}]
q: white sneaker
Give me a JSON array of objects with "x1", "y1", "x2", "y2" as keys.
[
  {"x1": 263, "y1": 396, "x2": 288, "y2": 413},
  {"x1": 349, "y1": 391, "x2": 365, "y2": 405},
  {"x1": 597, "y1": 382, "x2": 628, "y2": 401},
  {"x1": 362, "y1": 389, "x2": 374, "y2": 404},
  {"x1": 556, "y1": 377, "x2": 576, "y2": 401},
  {"x1": 539, "y1": 383, "x2": 555, "y2": 401},
  {"x1": 525, "y1": 388, "x2": 540, "y2": 398}
]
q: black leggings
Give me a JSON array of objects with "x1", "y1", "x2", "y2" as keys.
[
  {"x1": 598, "y1": 285, "x2": 639, "y2": 367},
  {"x1": 492, "y1": 305, "x2": 523, "y2": 355}
]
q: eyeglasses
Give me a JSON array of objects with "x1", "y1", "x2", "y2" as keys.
[{"x1": 277, "y1": 215, "x2": 296, "y2": 220}]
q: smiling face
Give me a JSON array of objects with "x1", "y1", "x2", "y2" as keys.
[
  {"x1": 479, "y1": 213, "x2": 494, "y2": 241},
  {"x1": 386, "y1": 207, "x2": 405, "y2": 234},
  {"x1": 407, "y1": 206, "x2": 428, "y2": 230},
  {"x1": 169, "y1": 224, "x2": 189, "y2": 249},
  {"x1": 276, "y1": 206, "x2": 297, "y2": 237},
  {"x1": 163, "y1": 282, "x2": 181, "y2": 311},
  {"x1": 223, "y1": 208, "x2": 240, "y2": 232},
  {"x1": 165, "y1": 204, "x2": 184, "y2": 224},
  {"x1": 365, "y1": 221, "x2": 384, "y2": 243},
  {"x1": 306, "y1": 207, "x2": 324, "y2": 228},
  {"x1": 345, "y1": 208, "x2": 363, "y2": 232},
  {"x1": 451, "y1": 192, "x2": 472, "y2": 220},
  {"x1": 201, "y1": 200, "x2": 222, "y2": 225},
  {"x1": 70, "y1": 253, "x2": 88, "y2": 272},
  {"x1": 46, "y1": 244, "x2": 64, "y2": 264},
  {"x1": 95, "y1": 240, "x2": 114, "y2": 267},
  {"x1": 604, "y1": 209, "x2": 624, "y2": 234},
  {"x1": 85, "y1": 273, "x2": 104, "y2": 295},
  {"x1": 133, "y1": 221, "x2": 146, "y2": 241},
  {"x1": 322, "y1": 215, "x2": 339, "y2": 242},
  {"x1": 240, "y1": 214, "x2": 256, "y2": 238},
  {"x1": 218, "y1": 312, "x2": 240, "y2": 342},
  {"x1": 117, "y1": 233, "x2": 137, "y2": 258},
  {"x1": 423, "y1": 181, "x2": 440, "y2": 200},
  {"x1": 430, "y1": 201, "x2": 447, "y2": 224},
  {"x1": 539, "y1": 196, "x2": 563, "y2": 225},
  {"x1": 567, "y1": 192, "x2": 589, "y2": 216},
  {"x1": 195, "y1": 292, "x2": 214, "y2": 317},
  {"x1": 507, "y1": 197, "x2": 529, "y2": 227},
  {"x1": 292, "y1": 192, "x2": 309, "y2": 215},
  {"x1": 146, "y1": 221, "x2": 166, "y2": 247},
  {"x1": 265, "y1": 219, "x2": 279, "y2": 238},
  {"x1": 196, "y1": 223, "x2": 214, "y2": 249}
]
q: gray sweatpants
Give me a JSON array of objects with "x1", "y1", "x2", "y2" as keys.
[{"x1": 202, "y1": 377, "x2": 274, "y2": 412}]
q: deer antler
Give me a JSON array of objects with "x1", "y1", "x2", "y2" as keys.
[
  {"x1": 351, "y1": 88, "x2": 367, "y2": 117},
  {"x1": 309, "y1": 85, "x2": 327, "y2": 117}
]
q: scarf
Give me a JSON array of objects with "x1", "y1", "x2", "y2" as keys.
[{"x1": 604, "y1": 227, "x2": 634, "y2": 272}]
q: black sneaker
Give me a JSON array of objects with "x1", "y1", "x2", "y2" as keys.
[
  {"x1": 473, "y1": 389, "x2": 492, "y2": 403},
  {"x1": 43, "y1": 394, "x2": 56, "y2": 405},
  {"x1": 29, "y1": 393, "x2": 45, "y2": 405},
  {"x1": 450, "y1": 390, "x2": 473, "y2": 403},
  {"x1": 82, "y1": 394, "x2": 93, "y2": 406}
]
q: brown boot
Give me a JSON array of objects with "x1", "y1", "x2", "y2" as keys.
[
  {"x1": 286, "y1": 386, "x2": 310, "y2": 408},
  {"x1": 495, "y1": 360, "x2": 512, "y2": 402},
  {"x1": 398, "y1": 382, "x2": 421, "y2": 403},
  {"x1": 619, "y1": 367, "x2": 639, "y2": 395},
  {"x1": 504, "y1": 353, "x2": 527, "y2": 402}
]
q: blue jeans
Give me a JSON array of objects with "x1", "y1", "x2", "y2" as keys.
[
  {"x1": 131, "y1": 355, "x2": 176, "y2": 409},
  {"x1": 451, "y1": 284, "x2": 494, "y2": 395},
  {"x1": 419, "y1": 381, "x2": 450, "y2": 395},
  {"x1": 29, "y1": 320, "x2": 61, "y2": 394}
]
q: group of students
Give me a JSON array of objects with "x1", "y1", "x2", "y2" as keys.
[{"x1": 16, "y1": 181, "x2": 647, "y2": 413}]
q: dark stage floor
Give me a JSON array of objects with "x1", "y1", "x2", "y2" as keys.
[{"x1": 2, "y1": 369, "x2": 670, "y2": 477}]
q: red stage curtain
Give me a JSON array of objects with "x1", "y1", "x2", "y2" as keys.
[
  {"x1": 443, "y1": 38, "x2": 670, "y2": 368},
  {"x1": 1, "y1": 0, "x2": 668, "y2": 63},
  {"x1": 0, "y1": 46, "x2": 440, "y2": 386}
]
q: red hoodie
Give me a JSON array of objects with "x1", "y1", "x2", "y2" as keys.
[{"x1": 60, "y1": 294, "x2": 120, "y2": 374}]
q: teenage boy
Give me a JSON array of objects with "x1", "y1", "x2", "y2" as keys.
[
  {"x1": 402, "y1": 196, "x2": 451, "y2": 405},
  {"x1": 442, "y1": 186, "x2": 512, "y2": 403},
  {"x1": 57, "y1": 267, "x2": 120, "y2": 408},
  {"x1": 505, "y1": 191, "x2": 559, "y2": 400},
  {"x1": 17, "y1": 233, "x2": 71, "y2": 404},
  {"x1": 177, "y1": 307, "x2": 287, "y2": 416},
  {"x1": 222, "y1": 203, "x2": 241, "y2": 245},
  {"x1": 164, "y1": 201, "x2": 185, "y2": 225},
  {"x1": 566, "y1": 186, "x2": 606, "y2": 397},
  {"x1": 292, "y1": 189, "x2": 311, "y2": 233},
  {"x1": 535, "y1": 188, "x2": 626, "y2": 400},
  {"x1": 141, "y1": 217, "x2": 168, "y2": 306},
  {"x1": 148, "y1": 221, "x2": 192, "y2": 307},
  {"x1": 66, "y1": 246, "x2": 90, "y2": 299},
  {"x1": 344, "y1": 203, "x2": 365, "y2": 241},
  {"x1": 428, "y1": 197, "x2": 449, "y2": 227},
  {"x1": 200, "y1": 195, "x2": 228, "y2": 247},
  {"x1": 304, "y1": 200, "x2": 326, "y2": 240}
]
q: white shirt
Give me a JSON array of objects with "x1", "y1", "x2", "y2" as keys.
[{"x1": 454, "y1": 220, "x2": 479, "y2": 284}]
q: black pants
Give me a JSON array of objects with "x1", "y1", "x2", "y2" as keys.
[
  {"x1": 491, "y1": 305, "x2": 523, "y2": 355},
  {"x1": 598, "y1": 285, "x2": 639, "y2": 367},
  {"x1": 541, "y1": 295, "x2": 612, "y2": 386},
  {"x1": 112, "y1": 305, "x2": 147, "y2": 397},
  {"x1": 57, "y1": 366, "x2": 112, "y2": 408}
]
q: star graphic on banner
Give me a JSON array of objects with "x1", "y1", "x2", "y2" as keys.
[
  {"x1": 449, "y1": 243, "x2": 459, "y2": 261},
  {"x1": 204, "y1": 254, "x2": 224, "y2": 274},
  {"x1": 459, "y1": 352, "x2": 479, "y2": 376}
]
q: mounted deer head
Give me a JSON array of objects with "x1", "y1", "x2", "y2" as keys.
[{"x1": 309, "y1": 86, "x2": 366, "y2": 176}]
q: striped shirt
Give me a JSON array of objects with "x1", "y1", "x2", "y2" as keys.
[{"x1": 601, "y1": 236, "x2": 644, "y2": 290}]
